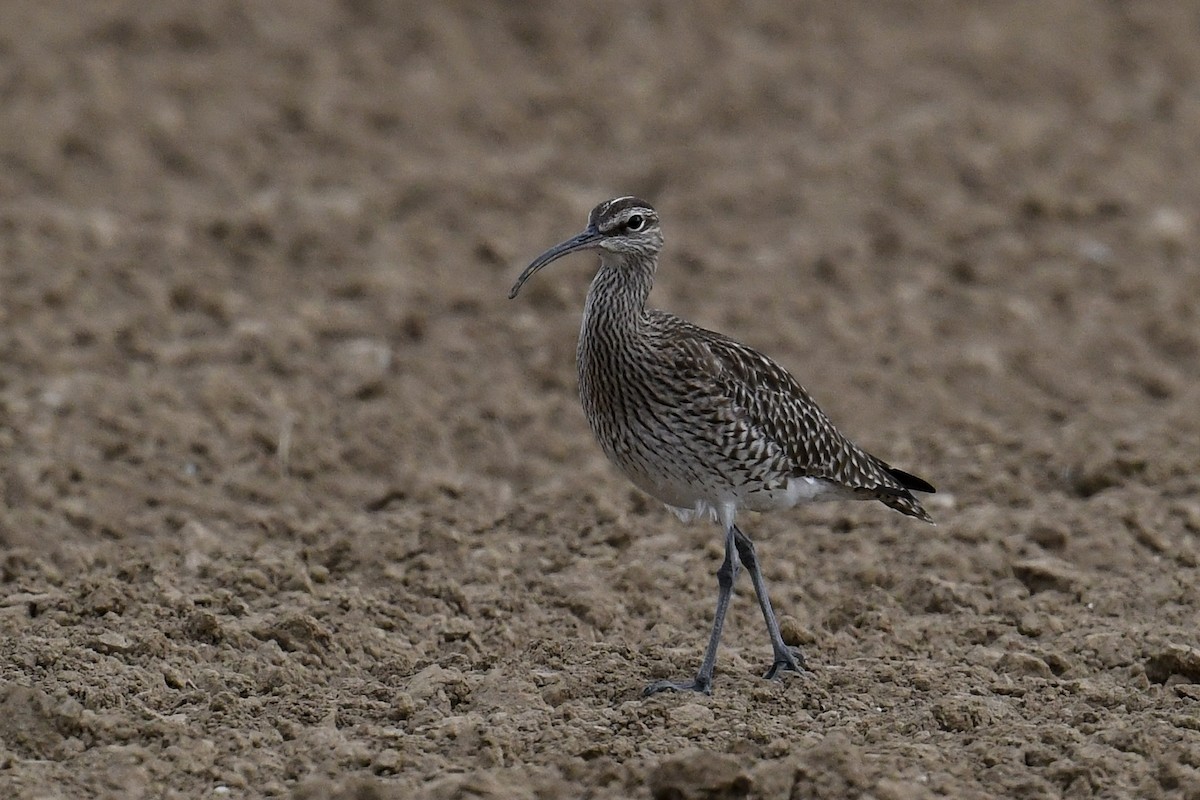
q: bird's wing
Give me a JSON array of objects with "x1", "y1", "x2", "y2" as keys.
[{"x1": 664, "y1": 319, "x2": 904, "y2": 493}]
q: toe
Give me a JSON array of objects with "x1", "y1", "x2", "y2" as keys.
[
  {"x1": 763, "y1": 651, "x2": 807, "y2": 681},
  {"x1": 643, "y1": 678, "x2": 712, "y2": 696}
]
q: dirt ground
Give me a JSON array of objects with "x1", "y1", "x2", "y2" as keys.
[{"x1": 2, "y1": 1, "x2": 1199, "y2": 797}]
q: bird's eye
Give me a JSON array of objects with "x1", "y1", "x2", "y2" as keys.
[{"x1": 626, "y1": 215, "x2": 646, "y2": 232}]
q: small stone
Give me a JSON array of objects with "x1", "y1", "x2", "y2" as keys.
[
  {"x1": 162, "y1": 666, "x2": 189, "y2": 690},
  {"x1": 333, "y1": 338, "x2": 392, "y2": 399},
  {"x1": 1147, "y1": 207, "x2": 1190, "y2": 251},
  {"x1": 779, "y1": 615, "x2": 816, "y2": 646},
  {"x1": 390, "y1": 692, "x2": 416, "y2": 720}
]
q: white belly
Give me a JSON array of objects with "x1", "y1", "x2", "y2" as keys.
[{"x1": 661, "y1": 476, "x2": 856, "y2": 528}]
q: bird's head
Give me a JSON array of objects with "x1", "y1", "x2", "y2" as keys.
[{"x1": 509, "y1": 196, "x2": 662, "y2": 299}]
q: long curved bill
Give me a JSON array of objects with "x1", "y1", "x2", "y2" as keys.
[{"x1": 508, "y1": 227, "x2": 602, "y2": 299}]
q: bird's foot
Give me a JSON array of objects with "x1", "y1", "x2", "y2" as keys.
[
  {"x1": 763, "y1": 647, "x2": 807, "y2": 680},
  {"x1": 643, "y1": 676, "x2": 712, "y2": 696}
]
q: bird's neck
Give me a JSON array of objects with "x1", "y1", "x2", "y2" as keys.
[
  {"x1": 578, "y1": 255, "x2": 656, "y2": 417},
  {"x1": 581, "y1": 254, "x2": 655, "y2": 336}
]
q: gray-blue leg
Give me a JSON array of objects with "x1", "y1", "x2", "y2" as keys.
[
  {"x1": 644, "y1": 525, "x2": 740, "y2": 695},
  {"x1": 733, "y1": 525, "x2": 806, "y2": 679}
]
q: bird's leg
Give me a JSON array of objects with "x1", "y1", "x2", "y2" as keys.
[
  {"x1": 644, "y1": 524, "x2": 740, "y2": 696},
  {"x1": 732, "y1": 525, "x2": 806, "y2": 680}
]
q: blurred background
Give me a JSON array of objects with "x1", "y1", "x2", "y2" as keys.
[{"x1": 1, "y1": 1, "x2": 1198, "y2": 797}]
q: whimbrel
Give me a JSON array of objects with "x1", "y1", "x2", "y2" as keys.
[{"x1": 509, "y1": 197, "x2": 935, "y2": 695}]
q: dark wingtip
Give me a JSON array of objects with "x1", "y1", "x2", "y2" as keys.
[
  {"x1": 868, "y1": 485, "x2": 935, "y2": 524},
  {"x1": 888, "y1": 467, "x2": 936, "y2": 494}
]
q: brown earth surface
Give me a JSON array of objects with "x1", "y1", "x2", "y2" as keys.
[{"x1": 2, "y1": 1, "x2": 1200, "y2": 798}]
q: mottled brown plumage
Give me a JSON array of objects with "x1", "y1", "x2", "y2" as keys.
[{"x1": 510, "y1": 196, "x2": 934, "y2": 695}]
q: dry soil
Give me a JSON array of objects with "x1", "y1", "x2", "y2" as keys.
[{"x1": 2, "y1": 1, "x2": 1200, "y2": 798}]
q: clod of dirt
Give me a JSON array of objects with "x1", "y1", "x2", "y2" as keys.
[
  {"x1": 902, "y1": 575, "x2": 988, "y2": 614},
  {"x1": 87, "y1": 631, "x2": 135, "y2": 655},
  {"x1": 648, "y1": 750, "x2": 751, "y2": 800},
  {"x1": 82, "y1": 583, "x2": 127, "y2": 616},
  {"x1": 422, "y1": 768, "x2": 568, "y2": 800},
  {"x1": 1145, "y1": 642, "x2": 1200, "y2": 685},
  {"x1": 332, "y1": 338, "x2": 393, "y2": 399},
  {"x1": 1011, "y1": 557, "x2": 1081, "y2": 595},
  {"x1": 183, "y1": 610, "x2": 224, "y2": 644},
  {"x1": 0, "y1": 684, "x2": 80, "y2": 759},
  {"x1": 666, "y1": 702, "x2": 717, "y2": 736},
  {"x1": 996, "y1": 650, "x2": 1053, "y2": 679},
  {"x1": 932, "y1": 695, "x2": 1003, "y2": 732},
  {"x1": 751, "y1": 734, "x2": 882, "y2": 799},
  {"x1": 251, "y1": 612, "x2": 332, "y2": 655},
  {"x1": 1069, "y1": 451, "x2": 1147, "y2": 498},
  {"x1": 293, "y1": 776, "x2": 403, "y2": 800},
  {"x1": 1027, "y1": 522, "x2": 1069, "y2": 551}
]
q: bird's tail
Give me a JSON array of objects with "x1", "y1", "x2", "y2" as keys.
[
  {"x1": 886, "y1": 466, "x2": 936, "y2": 495},
  {"x1": 880, "y1": 489, "x2": 934, "y2": 524},
  {"x1": 867, "y1": 464, "x2": 936, "y2": 523}
]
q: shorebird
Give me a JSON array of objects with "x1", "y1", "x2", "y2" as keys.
[{"x1": 509, "y1": 196, "x2": 935, "y2": 695}]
